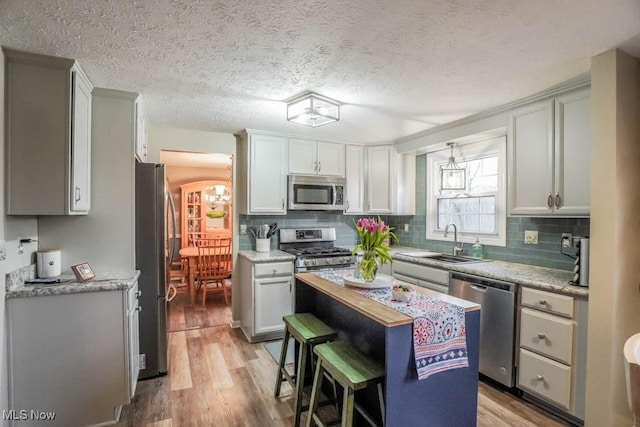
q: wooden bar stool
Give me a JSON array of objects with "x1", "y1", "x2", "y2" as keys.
[
  {"x1": 274, "y1": 313, "x2": 337, "y2": 427},
  {"x1": 307, "y1": 341, "x2": 385, "y2": 427}
]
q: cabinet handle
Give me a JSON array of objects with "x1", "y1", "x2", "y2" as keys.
[
  {"x1": 537, "y1": 333, "x2": 546, "y2": 339},
  {"x1": 313, "y1": 161, "x2": 318, "y2": 172},
  {"x1": 75, "y1": 187, "x2": 81, "y2": 202},
  {"x1": 136, "y1": 305, "x2": 142, "y2": 312},
  {"x1": 272, "y1": 268, "x2": 277, "y2": 274},
  {"x1": 317, "y1": 161, "x2": 321, "y2": 173},
  {"x1": 289, "y1": 280, "x2": 292, "y2": 293},
  {"x1": 282, "y1": 199, "x2": 285, "y2": 210},
  {"x1": 536, "y1": 374, "x2": 544, "y2": 382},
  {"x1": 538, "y1": 299, "x2": 547, "y2": 306},
  {"x1": 555, "y1": 193, "x2": 561, "y2": 208},
  {"x1": 546, "y1": 193, "x2": 553, "y2": 208},
  {"x1": 136, "y1": 290, "x2": 142, "y2": 298},
  {"x1": 346, "y1": 200, "x2": 350, "y2": 211}
]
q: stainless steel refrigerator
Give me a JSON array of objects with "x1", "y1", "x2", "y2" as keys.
[{"x1": 135, "y1": 162, "x2": 174, "y2": 379}]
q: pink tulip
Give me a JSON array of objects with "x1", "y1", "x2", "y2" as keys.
[
  {"x1": 357, "y1": 219, "x2": 363, "y2": 227},
  {"x1": 369, "y1": 223, "x2": 377, "y2": 233},
  {"x1": 379, "y1": 220, "x2": 385, "y2": 229}
]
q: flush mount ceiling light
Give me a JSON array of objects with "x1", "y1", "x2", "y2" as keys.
[
  {"x1": 440, "y1": 142, "x2": 466, "y2": 191},
  {"x1": 286, "y1": 92, "x2": 340, "y2": 127}
]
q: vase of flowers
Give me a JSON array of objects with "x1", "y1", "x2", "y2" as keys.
[{"x1": 352, "y1": 217, "x2": 397, "y2": 282}]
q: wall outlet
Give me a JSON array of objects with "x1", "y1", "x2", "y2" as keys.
[
  {"x1": 139, "y1": 354, "x2": 146, "y2": 370},
  {"x1": 0, "y1": 240, "x2": 5, "y2": 261},
  {"x1": 239, "y1": 224, "x2": 247, "y2": 235},
  {"x1": 561, "y1": 233, "x2": 573, "y2": 247},
  {"x1": 524, "y1": 230, "x2": 539, "y2": 245},
  {"x1": 403, "y1": 224, "x2": 409, "y2": 232}
]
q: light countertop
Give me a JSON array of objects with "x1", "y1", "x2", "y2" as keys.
[
  {"x1": 238, "y1": 249, "x2": 296, "y2": 263},
  {"x1": 390, "y1": 246, "x2": 587, "y2": 298},
  {"x1": 6, "y1": 271, "x2": 140, "y2": 299}
]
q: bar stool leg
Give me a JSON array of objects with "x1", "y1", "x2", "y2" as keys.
[
  {"x1": 341, "y1": 387, "x2": 355, "y2": 427},
  {"x1": 294, "y1": 342, "x2": 309, "y2": 427},
  {"x1": 377, "y1": 383, "x2": 385, "y2": 427},
  {"x1": 306, "y1": 358, "x2": 325, "y2": 427},
  {"x1": 274, "y1": 330, "x2": 291, "y2": 397}
]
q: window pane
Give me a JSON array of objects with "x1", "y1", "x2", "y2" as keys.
[{"x1": 436, "y1": 196, "x2": 495, "y2": 234}]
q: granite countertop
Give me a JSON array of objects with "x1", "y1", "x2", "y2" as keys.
[
  {"x1": 238, "y1": 249, "x2": 296, "y2": 263},
  {"x1": 6, "y1": 271, "x2": 141, "y2": 299},
  {"x1": 389, "y1": 246, "x2": 587, "y2": 298}
]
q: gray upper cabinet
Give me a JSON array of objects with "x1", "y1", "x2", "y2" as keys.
[
  {"x1": 508, "y1": 88, "x2": 590, "y2": 216},
  {"x1": 365, "y1": 144, "x2": 416, "y2": 215},
  {"x1": 4, "y1": 48, "x2": 93, "y2": 215},
  {"x1": 289, "y1": 138, "x2": 345, "y2": 177}
]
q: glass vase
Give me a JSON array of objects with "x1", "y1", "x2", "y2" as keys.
[{"x1": 358, "y1": 251, "x2": 380, "y2": 282}]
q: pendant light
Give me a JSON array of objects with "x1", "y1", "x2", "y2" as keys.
[{"x1": 440, "y1": 142, "x2": 466, "y2": 191}]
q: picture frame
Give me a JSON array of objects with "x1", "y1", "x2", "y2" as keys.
[{"x1": 71, "y1": 262, "x2": 96, "y2": 282}]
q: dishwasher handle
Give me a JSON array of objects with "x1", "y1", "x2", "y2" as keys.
[{"x1": 450, "y1": 272, "x2": 517, "y2": 293}]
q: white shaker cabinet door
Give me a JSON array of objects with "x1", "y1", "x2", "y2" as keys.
[
  {"x1": 249, "y1": 134, "x2": 288, "y2": 214},
  {"x1": 316, "y1": 141, "x2": 345, "y2": 176},
  {"x1": 289, "y1": 138, "x2": 317, "y2": 174},
  {"x1": 554, "y1": 90, "x2": 590, "y2": 216},
  {"x1": 70, "y1": 67, "x2": 92, "y2": 213},
  {"x1": 508, "y1": 100, "x2": 554, "y2": 215},
  {"x1": 345, "y1": 145, "x2": 364, "y2": 214},
  {"x1": 366, "y1": 145, "x2": 394, "y2": 214},
  {"x1": 254, "y1": 275, "x2": 293, "y2": 335}
]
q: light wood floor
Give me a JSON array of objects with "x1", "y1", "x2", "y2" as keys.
[{"x1": 120, "y1": 292, "x2": 571, "y2": 426}]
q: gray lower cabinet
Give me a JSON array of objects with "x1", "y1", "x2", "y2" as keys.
[
  {"x1": 239, "y1": 256, "x2": 294, "y2": 342},
  {"x1": 4, "y1": 48, "x2": 92, "y2": 215},
  {"x1": 6, "y1": 283, "x2": 140, "y2": 426},
  {"x1": 391, "y1": 260, "x2": 449, "y2": 294},
  {"x1": 517, "y1": 287, "x2": 588, "y2": 422}
]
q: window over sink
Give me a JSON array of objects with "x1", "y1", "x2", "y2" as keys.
[{"x1": 426, "y1": 136, "x2": 507, "y2": 246}]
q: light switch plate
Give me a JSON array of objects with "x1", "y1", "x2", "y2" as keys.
[
  {"x1": 0, "y1": 240, "x2": 5, "y2": 261},
  {"x1": 524, "y1": 230, "x2": 539, "y2": 245}
]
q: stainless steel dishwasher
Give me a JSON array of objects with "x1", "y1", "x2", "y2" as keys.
[{"x1": 449, "y1": 272, "x2": 518, "y2": 387}]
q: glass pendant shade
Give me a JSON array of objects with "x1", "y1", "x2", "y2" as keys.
[
  {"x1": 440, "y1": 142, "x2": 466, "y2": 191},
  {"x1": 205, "y1": 185, "x2": 231, "y2": 206},
  {"x1": 287, "y1": 92, "x2": 340, "y2": 127}
]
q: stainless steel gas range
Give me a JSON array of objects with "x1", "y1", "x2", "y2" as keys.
[{"x1": 279, "y1": 227, "x2": 355, "y2": 272}]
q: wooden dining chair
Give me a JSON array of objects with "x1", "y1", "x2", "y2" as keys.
[{"x1": 195, "y1": 238, "x2": 232, "y2": 306}]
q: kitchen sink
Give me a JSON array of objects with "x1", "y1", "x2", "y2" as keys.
[{"x1": 399, "y1": 252, "x2": 487, "y2": 264}]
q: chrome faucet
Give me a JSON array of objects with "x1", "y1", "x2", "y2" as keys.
[{"x1": 443, "y1": 222, "x2": 463, "y2": 256}]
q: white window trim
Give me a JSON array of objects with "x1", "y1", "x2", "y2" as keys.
[{"x1": 426, "y1": 136, "x2": 507, "y2": 247}]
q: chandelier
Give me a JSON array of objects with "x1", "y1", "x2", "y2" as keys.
[
  {"x1": 440, "y1": 142, "x2": 466, "y2": 191},
  {"x1": 287, "y1": 92, "x2": 340, "y2": 127},
  {"x1": 205, "y1": 184, "x2": 231, "y2": 207}
]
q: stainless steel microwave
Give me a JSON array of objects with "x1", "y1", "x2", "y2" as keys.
[{"x1": 288, "y1": 175, "x2": 345, "y2": 211}]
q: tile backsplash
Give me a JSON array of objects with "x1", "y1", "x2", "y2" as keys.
[{"x1": 239, "y1": 155, "x2": 590, "y2": 272}]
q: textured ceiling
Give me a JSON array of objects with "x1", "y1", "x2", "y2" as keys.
[{"x1": 1, "y1": 0, "x2": 639, "y2": 144}]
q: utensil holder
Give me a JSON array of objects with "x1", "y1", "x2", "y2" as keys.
[{"x1": 256, "y1": 238, "x2": 270, "y2": 253}]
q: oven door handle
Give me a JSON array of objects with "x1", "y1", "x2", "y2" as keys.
[{"x1": 332, "y1": 185, "x2": 337, "y2": 207}]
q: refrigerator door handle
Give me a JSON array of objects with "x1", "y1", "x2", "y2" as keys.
[{"x1": 167, "y1": 191, "x2": 177, "y2": 264}]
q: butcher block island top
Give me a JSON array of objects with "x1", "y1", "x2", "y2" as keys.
[{"x1": 295, "y1": 272, "x2": 479, "y2": 327}]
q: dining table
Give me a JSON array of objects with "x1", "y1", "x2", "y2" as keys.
[
  {"x1": 178, "y1": 245, "x2": 231, "y2": 304},
  {"x1": 178, "y1": 247, "x2": 200, "y2": 304}
]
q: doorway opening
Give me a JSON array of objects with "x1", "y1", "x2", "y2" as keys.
[{"x1": 160, "y1": 149, "x2": 233, "y2": 332}]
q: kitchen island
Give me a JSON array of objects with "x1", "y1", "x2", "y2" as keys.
[{"x1": 295, "y1": 272, "x2": 481, "y2": 426}]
